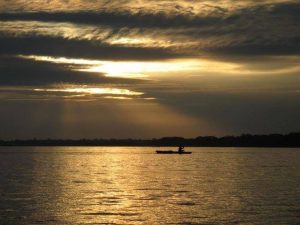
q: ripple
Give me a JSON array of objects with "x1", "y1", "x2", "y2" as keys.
[
  {"x1": 135, "y1": 196, "x2": 159, "y2": 201},
  {"x1": 172, "y1": 190, "x2": 190, "y2": 193},
  {"x1": 7, "y1": 197, "x2": 33, "y2": 201},
  {"x1": 80, "y1": 212, "x2": 140, "y2": 217},
  {"x1": 98, "y1": 196, "x2": 123, "y2": 201},
  {"x1": 33, "y1": 219, "x2": 59, "y2": 224},
  {"x1": 134, "y1": 188, "x2": 164, "y2": 191},
  {"x1": 100, "y1": 200, "x2": 121, "y2": 205},
  {"x1": 82, "y1": 223, "x2": 121, "y2": 225},
  {"x1": 287, "y1": 209, "x2": 300, "y2": 213},
  {"x1": 176, "y1": 201, "x2": 196, "y2": 206},
  {"x1": 176, "y1": 223, "x2": 216, "y2": 225},
  {"x1": 72, "y1": 180, "x2": 89, "y2": 183}
]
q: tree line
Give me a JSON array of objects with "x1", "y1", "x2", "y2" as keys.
[{"x1": 0, "y1": 132, "x2": 299, "y2": 147}]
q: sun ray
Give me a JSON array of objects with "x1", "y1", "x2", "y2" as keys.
[{"x1": 33, "y1": 87, "x2": 144, "y2": 96}]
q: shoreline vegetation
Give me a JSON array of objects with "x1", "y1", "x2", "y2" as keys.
[{"x1": 0, "y1": 132, "x2": 299, "y2": 147}]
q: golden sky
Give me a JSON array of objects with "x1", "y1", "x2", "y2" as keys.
[{"x1": 0, "y1": 0, "x2": 299, "y2": 139}]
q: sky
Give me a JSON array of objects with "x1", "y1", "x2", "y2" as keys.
[{"x1": 0, "y1": 0, "x2": 299, "y2": 139}]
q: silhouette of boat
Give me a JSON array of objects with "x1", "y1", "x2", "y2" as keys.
[{"x1": 156, "y1": 150, "x2": 192, "y2": 154}]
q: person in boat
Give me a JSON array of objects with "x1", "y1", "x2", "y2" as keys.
[{"x1": 178, "y1": 145, "x2": 185, "y2": 153}]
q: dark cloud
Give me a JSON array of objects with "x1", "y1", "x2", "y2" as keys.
[
  {"x1": 1, "y1": 2, "x2": 299, "y2": 58},
  {"x1": 206, "y1": 43, "x2": 300, "y2": 57},
  {"x1": 1, "y1": 2, "x2": 297, "y2": 29},
  {"x1": 0, "y1": 36, "x2": 183, "y2": 61},
  {"x1": 0, "y1": 2, "x2": 298, "y2": 29},
  {"x1": 0, "y1": 56, "x2": 142, "y2": 86},
  {"x1": 184, "y1": 2, "x2": 300, "y2": 56},
  {"x1": 0, "y1": 11, "x2": 219, "y2": 28}
]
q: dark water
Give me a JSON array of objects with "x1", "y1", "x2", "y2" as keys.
[{"x1": 0, "y1": 147, "x2": 299, "y2": 225}]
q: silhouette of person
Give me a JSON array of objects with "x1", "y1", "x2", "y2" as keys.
[{"x1": 178, "y1": 145, "x2": 184, "y2": 153}]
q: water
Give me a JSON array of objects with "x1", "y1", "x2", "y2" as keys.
[{"x1": 0, "y1": 147, "x2": 299, "y2": 225}]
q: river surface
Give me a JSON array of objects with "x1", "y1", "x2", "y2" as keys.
[{"x1": 0, "y1": 147, "x2": 299, "y2": 225}]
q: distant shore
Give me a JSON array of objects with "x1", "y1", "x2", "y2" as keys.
[{"x1": 0, "y1": 132, "x2": 299, "y2": 147}]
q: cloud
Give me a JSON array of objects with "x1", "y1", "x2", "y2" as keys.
[
  {"x1": 1, "y1": 2, "x2": 299, "y2": 58},
  {"x1": 0, "y1": 36, "x2": 183, "y2": 60},
  {"x1": 182, "y1": 2, "x2": 300, "y2": 57},
  {"x1": 206, "y1": 43, "x2": 300, "y2": 57},
  {"x1": 0, "y1": 11, "x2": 219, "y2": 29},
  {"x1": 0, "y1": 56, "x2": 144, "y2": 86},
  {"x1": 0, "y1": 2, "x2": 298, "y2": 29}
]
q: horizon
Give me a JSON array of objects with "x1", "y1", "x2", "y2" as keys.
[
  {"x1": 1, "y1": 131, "x2": 300, "y2": 141},
  {"x1": 1, "y1": 132, "x2": 299, "y2": 148},
  {"x1": 1, "y1": 0, "x2": 300, "y2": 139}
]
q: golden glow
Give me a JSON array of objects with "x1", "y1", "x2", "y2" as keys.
[
  {"x1": 19, "y1": 55, "x2": 99, "y2": 65},
  {"x1": 79, "y1": 60, "x2": 202, "y2": 78},
  {"x1": 18, "y1": 54, "x2": 246, "y2": 78},
  {"x1": 103, "y1": 96, "x2": 156, "y2": 100},
  {"x1": 21, "y1": 54, "x2": 236, "y2": 77},
  {"x1": 19, "y1": 55, "x2": 204, "y2": 78},
  {"x1": 104, "y1": 96, "x2": 133, "y2": 100},
  {"x1": 34, "y1": 87, "x2": 143, "y2": 96},
  {"x1": 19, "y1": 54, "x2": 297, "y2": 80},
  {"x1": 109, "y1": 37, "x2": 155, "y2": 45},
  {"x1": 108, "y1": 37, "x2": 177, "y2": 48}
]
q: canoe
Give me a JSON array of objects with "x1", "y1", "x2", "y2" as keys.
[{"x1": 156, "y1": 150, "x2": 192, "y2": 154}]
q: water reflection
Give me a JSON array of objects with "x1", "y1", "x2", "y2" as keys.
[{"x1": 0, "y1": 147, "x2": 299, "y2": 224}]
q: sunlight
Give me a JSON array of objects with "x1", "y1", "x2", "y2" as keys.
[
  {"x1": 19, "y1": 55, "x2": 99, "y2": 65},
  {"x1": 104, "y1": 96, "x2": 133, "y2": 100},
  {"x1": 18, "y1": 55, "x2": 203, "y2": 78},
  {"x1": 33, "y1": 87, "x2": 144, "y2": 96},
  {"x1": 108, "y1": 37, "x2": 176, "y2": 48},
  {"x1": 78, "y1": 60, "x2": 203, "y2": 78},
  {"x1": 22, "y1": 54, "x2": 290, "y2": 81},
  {"x1": 19, "y1": 54, "x2": 299, "y2": 79}
]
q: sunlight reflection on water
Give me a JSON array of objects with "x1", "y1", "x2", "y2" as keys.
[{"x1": 0, "y1": 147, "x2": 299, "y2": 225}]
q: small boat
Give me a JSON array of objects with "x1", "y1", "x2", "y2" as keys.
[{"x1": 156, "y1": 150, "x2": 192, "y2": 154}]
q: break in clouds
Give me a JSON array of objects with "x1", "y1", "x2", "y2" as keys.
[{"x1": 0, "y1": 0, "x2": 299, "y2": 138}]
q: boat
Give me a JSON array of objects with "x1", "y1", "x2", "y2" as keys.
[{"x1": 156, "y1": 150, "x2": 192, "y2": 154}]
